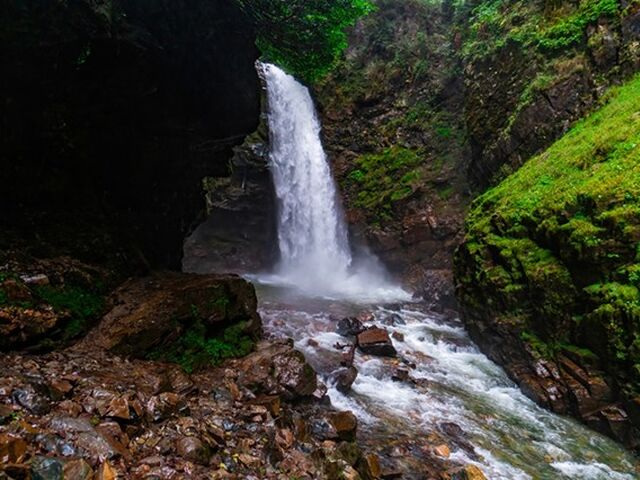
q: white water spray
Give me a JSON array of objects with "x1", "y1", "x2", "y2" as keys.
[{"x1": 260, "y1": 63, "x2": 408, "y2": 301}]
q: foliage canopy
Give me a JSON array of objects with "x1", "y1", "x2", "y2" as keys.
[{"x1": 237, "y1": 0, "x2": 374, "y2": 81}]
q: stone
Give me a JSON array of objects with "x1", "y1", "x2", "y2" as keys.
[
  {"x1": 79, "y1": 273, "x2": 261, "y2": 357},
  {"x1": 20, "y1": 274, "x2": 50, "y2": 286},
  {"x1": 49, "y1": 379, "x2": 74, "y2": 400},
  {"x1": 331, "y1": 367, "x2": 358, "y2": 393},
  {"x1": 176, "y1": 436, "x2": 211, "y2": 465},
  {"x1": 0, "y1": 404, "x2": 13, "y2": 423},
  {"x1": 250, "y1": 394, "x2": 281, "y2": 417},
  {"x1": 336, "y1": 317, "x2": 366, "y2": 337},
  {"x1": 360, "y1": 453, "x2": 382, "y2": 479},
  {"x1": 433, "y1": 444, "x2": 450, "y2": 458},
  {"x1": 12, "y1": 387, "x2": 51, "y2": 415},
  {"x1": 238, "y1": 341, "x2": 317, "y2": 400},
  {"x1": 96, "y1": 461, "x2": 117, "y2": 480},
  {"x1": 146, "y1": 392, "x2": 182, "y2": 422},
  {"x1": 0, "y1": 434, "x2": 27, "y2": 463},
  {"x1": 2, "y1": 279, "x2": 32, "y2": 303},
  {"x1": 382, "y1": 313, "x2": 405, "y2": 326},
  {"x1": 391, "y1": 332, "x2": 404, "y2": 342},
  {"x1": 106, "y1": 396, "x2": 130, "y2": 420},
  {"x1": 391, "y1": 369, "x2": 409, "y2": 383},
  {"x1": 357, "y1": 328, "x2": 397, "y2": 357},
  {"x1": 328, "y1": 411, "x2": 358, "y2": 442},
  {"x1": 451, "y1": 465, "x2": 487, "y2": 480},
  {"x1": 341, "y1": 344, "x2": 356, "y2": 367},
  {"x1": 63, "y1": 459, "x2": 94, "y2": 480},
  {"x1": 0, "y1": 307, "x2": 61, "y2": 350},
  {"x1": 31, "y1": 456, "x2": 64, "y2": 480}
]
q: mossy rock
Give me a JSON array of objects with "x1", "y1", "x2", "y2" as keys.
[{"x1": 455, "y1": 73, "x2": 640, "y2": 393}]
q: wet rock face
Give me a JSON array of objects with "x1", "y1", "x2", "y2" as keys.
[
  {"x1": 464, "y1": 7, "x2": 640, "y2": 189},
  {"x1": 0, "y1": 0, "x2": 261, "y2": 269},
  {"x1": 79, "y1": 272, "x2": 261, "y2": 357}
]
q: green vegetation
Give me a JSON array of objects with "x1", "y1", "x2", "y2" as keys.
[
  {"x1": 459, "y1": 0, "x2": 622, "y2": 59},
  {"x1": 149, "y1": 293, "x2": 255, "y2": 373},
  {"x1": 150, "y1": 317, "x2": 255, "y2": 373},
  {"x1": 457, "y1": 73, "x2": 640, "y2": 391},
  {"x1": 345, "y1": 146, "x2": 423, "y2": 220},
  {"x1": 0, "y1": 273, "x2": 105, "y2": 342},
  {"x1": 237, "y1": 0, "x2": 374, "y2": 81},
  {"x1": 35, "y1": 285, "x2": 104, "y2": 339}
]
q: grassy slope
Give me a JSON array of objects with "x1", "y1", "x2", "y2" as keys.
[{"x1": 457, "y1": 73, "x2": 640, "y2": 394}]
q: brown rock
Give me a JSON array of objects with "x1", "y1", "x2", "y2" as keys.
[
  {"x1": 146, "y1": 392, "x2": 182, "y2": 422},
  {"x1": 0, "y1": 434, "x2": 27, "y2": 463},
  {"x1": 96, "y1": 461, "x2": 117, "y2": 480},
  {"x1": 238, "y1": 341, "x2": 317, "y2": 400},
  {"x1": 63, "y1": 459, "x2": 94, "y2": 480},
  {"x1": 357, "y1": 328, "x2": 397, "y2": 357},
  {"x1": 451, "y1": 465, "x2": 487, "y2": 480},
  {"x1": 329, "y1": 411, "x2": 358, "y2": 441},
  {"x1": 250, "y1": 394, "x2": 281, "y2": 417},
  {"x1": 331, "y1": 367, "x2": 358, "y2": 393},
  {"x1": 433, "y1": 444, "x2": 450, "y2": 458},
  {"x1": 176, "y1": 436, "x2": 210, "y2": 465},
  {"x1": 79, "y1": 273, "x2": 261, "y2": 357},
  {"x1": 106, "y1": 396, "x2": 130, "y2": 420},
  {"x1": 391, "y1": 332, "x2": 405, "y2": 342}
]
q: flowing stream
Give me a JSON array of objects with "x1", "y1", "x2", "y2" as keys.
[{"x1": 251, "y1": 64, "x2": 639, "y2": 479}]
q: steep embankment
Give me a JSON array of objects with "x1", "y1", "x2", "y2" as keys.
[
  {"x1": 460, "y1": 0, "x2": 640, "y2": 188},
  {"x1": 456, "y1": 74, "x2": 640, "y2": 448}
]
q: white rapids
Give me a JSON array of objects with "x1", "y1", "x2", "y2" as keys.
[
  {"x1": 259, "y1": 298, "x2": 639, "y2": 480},
  {"x1": 249, "y1": 63, "x2": 639, "y2": 479}
]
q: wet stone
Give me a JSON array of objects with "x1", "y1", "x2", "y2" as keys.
[
  {"x1": 357, "y1": 328, "x2": 397, "y2": 357},
  {"x1": 331, "y1": 367, "x2": 358, "y2": 393},
  {"x1": 176, "y1": 436, "x2": 211, "y2": 465},
  {"x1": 451, "y1": 465, "x2": 487, "y2": 480},
  {"x1": 63, "y1": 459, "x2": 94, "y2": 480},
  {"x1": 336, "y1": 317, "x2": 366, "y2": 337},
  {"x1": 36, "y1": 433, "x2": 77, "y2": 457},
  {"x1": 328, "y1": 411, "x2": 357, "y2": 441},
  {"x1": 382, "y1": 313, "x2": 406, "y2": 326},
  {"x1": 12, "y1": 387, "x2": 51, "y2": 415},
  {"x1": 31, "y1": 456, "x2": 64, "y2": 480}
]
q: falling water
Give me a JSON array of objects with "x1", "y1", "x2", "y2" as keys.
[{"x1": 260, "y1": 63, "x2": 408, "y2": 301}]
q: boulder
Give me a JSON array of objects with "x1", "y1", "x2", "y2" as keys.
[
  {"x1": 331, "y1": 367, "x2": 358, "y2": 393},
  {"x1": 176, "y1": 436, "x2": 211, "y2": 465},
  {"x1": 451, "y1": 465, "x2": 487, "y2": 480},
  {"x1": 80, "y1": 272, "x2": 261, "y2": 357},
  {"x1": 357, "y1": 328, "x2": 397, "y2": 357},
  {"x1": 237, "y1": 341, "x2": 317, "y2": 400},
  {"x1": 337, "y1": 318, "x2": 366, "y2": 337}
]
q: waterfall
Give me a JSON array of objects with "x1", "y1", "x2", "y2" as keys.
[
  {"x1": 263, "y1": 63, "x2": 352, "y2": 280},
  {"x1": 261, "y1": 63, "x2": 408, "y2": 301}
]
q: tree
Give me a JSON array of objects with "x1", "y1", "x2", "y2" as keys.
[{"x1": 237, "y1": 0, "x2": 374, "y2": 82}]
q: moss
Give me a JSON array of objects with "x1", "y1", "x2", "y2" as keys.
[
  {"x1": 457, "y1": 73, "x2": 640, "y2": 393},
  {"x1": 35, "y1": 285, "x2": 105, "y2": 340},
  {"x1": 148, "y1": 296, "x2": 255, "y2": 373},
  {"x1": 460, "y1": 0, "x2": 622, "y2": 60},
  {"x1": 346, "y1": 146, "x2": 423, "y2": 219}
]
